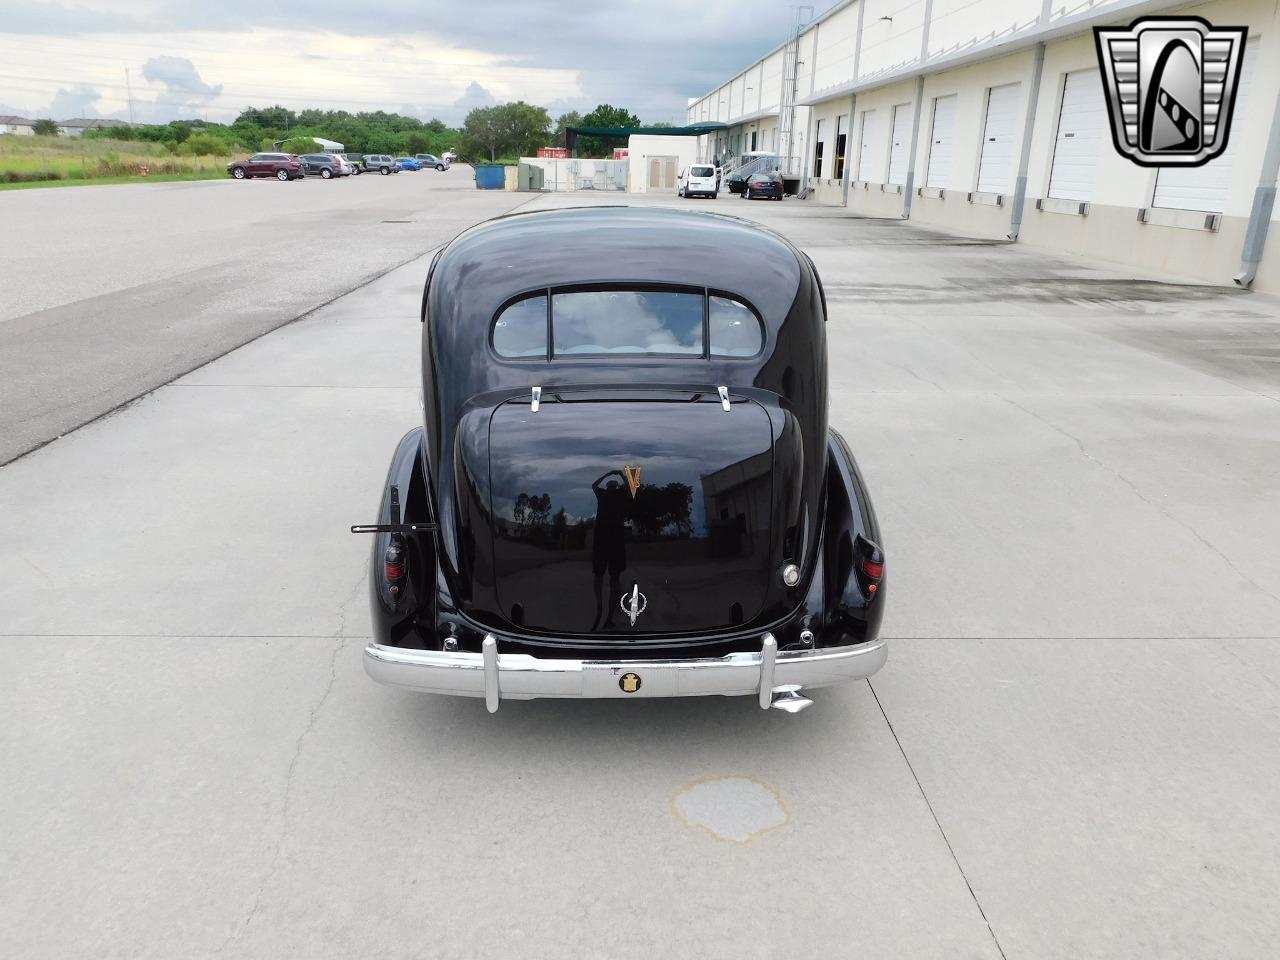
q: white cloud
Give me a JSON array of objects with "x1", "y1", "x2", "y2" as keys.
[{"x1": 0, "y1": 1, "x2": 806, "y2": 123}]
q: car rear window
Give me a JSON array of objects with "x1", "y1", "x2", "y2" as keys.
[
  {"x1": 709, "y1": 296, "x2": 764, "y2": 356},
  {"x1": 492, "y1": 289, "x2": 763, "y2": 360},
  {"x1": 553, "y1": 290, "x2": 702, "y2": 356},
  {"x1": 492, "y1": 295, "x2": 548, "y2": 358},
  {"x1": 690, "y1": 165, "x2": 714, "y2": 177}
]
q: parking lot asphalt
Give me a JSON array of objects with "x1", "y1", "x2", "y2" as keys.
[
  {"x1": 0, "y1": 166, "x2": 526, "y2": 465},
  {"x1": 2, "y1": 187, "x2": 1280, "y2": 959}
]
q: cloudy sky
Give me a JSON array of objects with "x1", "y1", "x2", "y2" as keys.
[{"x1": 0, "y1": 0, "x2": 813, "y2": 125}]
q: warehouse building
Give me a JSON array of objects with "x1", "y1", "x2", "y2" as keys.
[{"x1": 687, "y1": 0, "x2": 1280, "y2": 291}]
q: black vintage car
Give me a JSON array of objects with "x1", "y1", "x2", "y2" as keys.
[{"x1": 354, "y1": 207, "x2": 886, "y2": 713}]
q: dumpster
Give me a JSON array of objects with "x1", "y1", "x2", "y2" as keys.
[{"x1": 474, "y1": 164, "x2": 506, "y2": 190}]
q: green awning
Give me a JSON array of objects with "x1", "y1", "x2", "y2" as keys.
[
  {"x1": 565, "y1": 123, "x2": 727, "y2": 138},
  {"x1": 565, "y1": 123, "x2": 727, "y2": 156}
]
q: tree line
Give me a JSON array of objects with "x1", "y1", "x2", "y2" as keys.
[{"x1": 47, "y1": 101, "x2": 647, "y2": 162}]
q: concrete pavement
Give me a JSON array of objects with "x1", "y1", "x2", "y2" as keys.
[
  {"x1": 2, "y1": 188, "x2": 1279, "y2": 959},
  {"x1": 0, "y1": 167, "x2": 527, "y2": 465}
]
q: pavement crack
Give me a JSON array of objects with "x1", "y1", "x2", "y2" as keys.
[
  {"x1": 869, "y1": 679, "x2": 1009, "y2": 960},
  {"x1": 888, "y1": 361, "x2": 945, "y2": 391},
  {"x1": 213, "y1": 564, "x2": 363, "y2": 954},
  {"x1": 1000, "y1": 394, "x2": 1280, "y2": 608}
]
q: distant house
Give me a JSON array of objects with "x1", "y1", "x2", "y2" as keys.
[
  {"x1": 0, "y1": 115, "x2": 35, "y2": 136},
  {"x1": 57, "y1": 118, "x2": 124, "y2": 137}
]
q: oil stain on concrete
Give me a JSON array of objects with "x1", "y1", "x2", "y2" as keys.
[{"x1": 673, "y1": 776, "x2": 789, "y2": 843}]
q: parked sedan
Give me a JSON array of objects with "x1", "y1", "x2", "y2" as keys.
[
  {"x1": 742, "y1": 170, "x2": 785, "y2": 200},
  {"x1": 337, "y1": 155, "x2": 359, "y2": 176},
  {"x1": 298, "y1": 153, "x2": 345, "y2": 179},
  {"x1": 396, "y1": 156, "x2": 423, "y2": 171},
  {"x1": 353, "y1": 207, "x2": 887, "y2": 714},
  {"x1": 226, "y1": 153, "x2": 303, "y2": 181}
]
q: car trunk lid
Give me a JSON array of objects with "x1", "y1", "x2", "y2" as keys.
[{"x1": 487, "y1": 393, "x2": 776, "y2": 637}]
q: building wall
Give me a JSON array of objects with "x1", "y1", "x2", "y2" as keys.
[
  {"x1": 1, "y1": 124, "x2": 35, "y2": 136},
  {"x1": 862, "y1": 48, "x2": 1038, "y2": 231},
  {"x1": 812, "y1": 3, "x2": 861, "y2": 92},
  {"x1": 627, "y1": 135, "x2": 700, "y2": 193},
  {"x1": 760, "y1": 50, "x2": 785, "y2": 112},
  {"x1": 692, "y1": 0, "x2": 1280, "y2": 292}
]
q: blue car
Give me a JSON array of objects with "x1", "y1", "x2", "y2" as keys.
[{"x1": 395, "y1": 157, "x2": 423, "y2": 171}]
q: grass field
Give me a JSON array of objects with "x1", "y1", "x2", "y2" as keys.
[
  {"x1": 0, "y1": 134, "x2": 233, "y2": 188},
  {"x1": 0, "y1": 171, "x2": 225, "y2": 191}
]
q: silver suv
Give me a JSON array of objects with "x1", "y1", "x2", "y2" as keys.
[
  {"x1": 415, "y1": 153, "x2": 450, "y2": 171},
  {"x1": 362, "y1": 154, "x2": 399, "y2": 175}
]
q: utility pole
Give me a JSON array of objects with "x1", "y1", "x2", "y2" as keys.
[{"x1": 124, "y1": 68, "x2": 136, "y2": 125}]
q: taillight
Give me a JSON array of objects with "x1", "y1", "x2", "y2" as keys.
[
  {"x1": 855, "y1": 536, "x2": 884, "y2": 599},
  {"x1": 384, "y1": 539, "x2": 406, "y2": 599}
]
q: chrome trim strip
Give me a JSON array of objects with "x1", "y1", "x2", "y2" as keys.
[
  {"x1": 758, "y1": 633, "x2": 777, "y2": 709},
  {"x1": 364, "y1": 635, "x2": 888, "y2": 704}
]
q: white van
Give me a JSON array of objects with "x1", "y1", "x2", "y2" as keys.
[{"x1": 677, "y1": 163, "x2": 719, "y2": 199}]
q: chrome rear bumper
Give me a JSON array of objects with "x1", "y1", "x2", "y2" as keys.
[{"x1": 364, "y1": 633, "x2": 888, "y2": 712}]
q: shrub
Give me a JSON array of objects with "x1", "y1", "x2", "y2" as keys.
[
  {"x1": 278, "y1": 136, "x2": 322, "y2": 155},
  {"x1": 178, "y1": 132, "x2": 231, "y2": 157},
  {"x1": 32, "y1": 119, "x2": 59, "y2": 136},
  {"x1": 1, "y1": 169, "x2": 65, "y2": 182}
]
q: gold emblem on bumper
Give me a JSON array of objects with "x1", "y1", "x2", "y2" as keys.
[{"x1": 619, "y1": 672, "x2": 642, "y2": 693}]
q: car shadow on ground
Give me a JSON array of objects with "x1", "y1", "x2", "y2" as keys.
[{"x1": 370, "y1": 677, "x2": 874, "y2": 760}]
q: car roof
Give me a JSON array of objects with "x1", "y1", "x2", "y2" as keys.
[
  {"x1": 418, "y1": 206, "x2": 823, "y2": 489},
  {"x1": 426, "y1": 206, "x2": 806, "y2": 351}
]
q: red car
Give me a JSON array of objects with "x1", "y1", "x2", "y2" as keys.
[{"x1": 226, "y1": 153, "x2": 304, "y2": 181}]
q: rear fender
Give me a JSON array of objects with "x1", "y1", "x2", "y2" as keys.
[
  {"x1": 368, "y1": 428, "x2": 437, "y2": 647},
  {"x1": 823, "y1": 428, "x2": 886, "y2": 644}
]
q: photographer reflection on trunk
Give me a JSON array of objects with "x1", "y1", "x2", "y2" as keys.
[{"x1": 590, "y1": 469, "x2": 630, "y2": 630}]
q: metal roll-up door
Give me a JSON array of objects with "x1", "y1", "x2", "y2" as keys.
[
  {"x1": 926, "y1": 94, "x2": 958, "y2": 188},
  {"x1": 1154, "y1": 40, "x2": 1256, "y2": 213},
  {"x1": 857, "y1": 109, "x2": 878, "y2": 182},
  {"x1": 1048, "y1": 70, "x2": 1106, "y2": 201},
  {"x1": 977, "y1": 83, "x2": 1021, "y2": 194},
  {"x1": 888, "y1": 103, "x2": 914, "y2": 185}
]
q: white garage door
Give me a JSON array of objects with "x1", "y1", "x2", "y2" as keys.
[
  {"x1": 1048, "y1": 70, "x2": 1106, "y2": 201},
  {"x1": 857, "y1": 109, "x2": 879, "y2": 182},
  {"x1": 977, "y1": 83, "x2": 1021, "y2": 194},
  {"x1": 887, "y1": 103, "x2": 914, "y2": 185},
  {"x1": 926, "y1": 94, "x2": 958, "y2": 188},
  {"x1": 1154, "y1": 40, "x2": 1256, "y2": 213}
]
